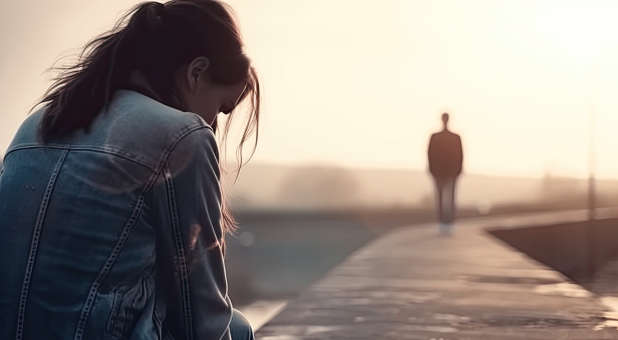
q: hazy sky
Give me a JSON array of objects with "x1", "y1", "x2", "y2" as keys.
[{"x1": 2, "y1": 0, "x2": 618, "y2": 178}]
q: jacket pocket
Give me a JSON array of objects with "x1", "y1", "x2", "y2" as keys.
[{"x1": 106, "y1": 269, "x2": 155, "y2": 338}]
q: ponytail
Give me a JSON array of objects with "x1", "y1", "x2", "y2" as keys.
[{"x1": 34, "y1": 2, "x2": 169, "y2": 142}]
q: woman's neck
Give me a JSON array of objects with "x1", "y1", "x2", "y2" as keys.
[
  {"x1": 123, "y1": 69, "x2": 188, "y2": 113},
  {"x1": 125, "y1": 69, "x2": 164, "y2": 102}
]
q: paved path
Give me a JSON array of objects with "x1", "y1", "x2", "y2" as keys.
[{"x1": 256, "y1": 210, "x2": 618, "y2": 339}]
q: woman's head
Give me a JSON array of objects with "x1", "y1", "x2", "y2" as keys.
[
  {"x1": 175, "y1": 56, "x2": 248, "y2": 125},
  {"x1": 34, "y1": 0, "x2": 260, "y2": 236},
  {"x1": 36, "y1": 0, "x2": 259, "y2": 143},
  {"x1": 124, "y1": 0, "x2": 259, "y2": 126}
]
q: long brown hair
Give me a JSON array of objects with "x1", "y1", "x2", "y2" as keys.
[{"x1": 30, "y1": 0, "x2": 260, "y2": 239}]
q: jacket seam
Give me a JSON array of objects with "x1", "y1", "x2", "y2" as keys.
[
  {"x1": 15, "y1": 149, "x2": 69, "y2": 340},
  {"x1": 73, "y1": 196, "x2": 147, "y2": 340},
  {"x1": 164, "y1": 168, "x2": 194, "y2": 340},
  {"x1": 72, "y1": 124, "x2": 211, "y2": 340},
  {"x1": 5, "y1": 144, "x2": 155, "y2": 171}
]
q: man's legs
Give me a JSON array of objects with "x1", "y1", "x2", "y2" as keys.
[
  {"x1": 434, "y1": 178, "x2": 451, "y2": 235},
  {"x1": 433, "y1": 177, "x2": 446, "y2": 224},
  {"x1": 435, "y1": 177, "x2": 457, "y2": 234},
  {"x1": 446, "y1": 177, "x2": 458, "y2": 223}
]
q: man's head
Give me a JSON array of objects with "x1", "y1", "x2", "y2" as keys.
[{"x1": 441, "y1": 112, "x2": 449, "y2": 128}]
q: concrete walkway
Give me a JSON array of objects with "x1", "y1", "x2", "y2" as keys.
[{"x1": 256, "y1": 210, "x2": 618, "y2": 339}]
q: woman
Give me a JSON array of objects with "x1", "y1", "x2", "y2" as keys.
[{"x1": 0, "y1": 1, "x2": 259, "y2": 339}]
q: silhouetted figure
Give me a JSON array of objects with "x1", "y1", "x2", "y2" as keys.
[{"x1": 428, "y1": 113, "x2": 463, "y2": 232}]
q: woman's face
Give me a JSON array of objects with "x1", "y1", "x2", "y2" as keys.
[{"x1": 176, "y1": 57, "x2": 247, "y2": 126}]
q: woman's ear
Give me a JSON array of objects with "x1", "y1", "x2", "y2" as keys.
[{"x1": 186, "y1": 56, "x2": 211, "y2": 91}]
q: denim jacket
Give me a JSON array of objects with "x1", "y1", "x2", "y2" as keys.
[{"x1": 0, "y1": 89, "x2": 233, "y2": 340}]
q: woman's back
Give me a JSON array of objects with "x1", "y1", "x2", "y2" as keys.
[{"x1": 0, "y1": 89, "x2": 232, "y2": 339}]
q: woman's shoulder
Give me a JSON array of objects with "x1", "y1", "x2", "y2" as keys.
[
  {"x1": 112, "y1": 88, "x2": 211, "y2": 132},
  {"x1": 5, "y1": 107, "x2": 47, "y2": 151},
  {"x1": 105, "y1": 88, "x2": 212, "y2": 145},
  {"x1": 6, "y1": 89, "x2": 215, "y2": 169},
  {"x1": 97, "y1": 89, "x2": 216, "y2": 168}
]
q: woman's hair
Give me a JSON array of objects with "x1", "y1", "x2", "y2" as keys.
[{"x1": 30, "y1": 0, "x2": 260, "y2": 239}]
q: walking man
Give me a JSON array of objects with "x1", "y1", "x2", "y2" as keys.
[{"x1": 428, "y1": 113, "x2": 463, "y2": 233}]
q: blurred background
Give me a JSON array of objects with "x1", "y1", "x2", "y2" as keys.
[{"x1": 2, "y1": 0, "x2": 618, "y2": 317}]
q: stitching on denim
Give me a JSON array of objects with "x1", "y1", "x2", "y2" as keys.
[
  {"x1": 72, "y1": 124, "x2": 210, "y2": 340},
  {"x1": 164, "y1": 169, "x2": 194, "y2": 340},
  {"x1": 5, "y1": 144, "x2": 69, "y2": 158},
  {"x1": 73, "y1": 195, "x2": 146, "y2": 340},
  {"x1": 6, "y1": 142, "x2": 68, "y2": 150},
  {"x1": 5, "y1": 145, "x2": 154, "y2": 171},
  {"x1": 69, "y1": 147, "x2": 154, "y2": 170},
  {"x1": 15, "y1": 149, "x2": 69, "y2": 340}
]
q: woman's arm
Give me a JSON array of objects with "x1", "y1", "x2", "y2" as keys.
[{"x1": 153, "y1": 126, "x2": 232, "y2": 340}]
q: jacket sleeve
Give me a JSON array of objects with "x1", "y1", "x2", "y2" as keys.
[
  {"x1": 455, "y1": 135, "x2": 463, "y2": 175},
  {"x1": 152, "y1": 126, "x2": 232, "y2": 340},
  {"x1": 427, "y1": 134, "x2": 435, "y2": 174}
]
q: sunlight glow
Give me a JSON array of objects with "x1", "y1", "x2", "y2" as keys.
[{"x1": 2, "y1": 0, "x2": 618, "y2": 178}]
